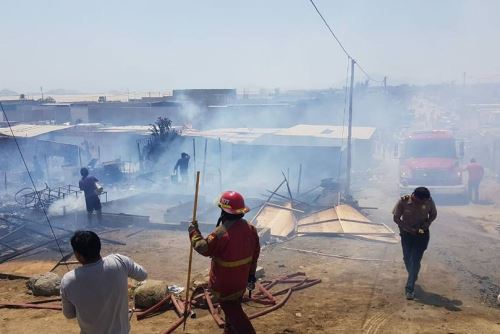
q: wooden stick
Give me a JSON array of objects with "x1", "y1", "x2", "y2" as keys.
[
  {"x1": 57, "y1": 261, "x2": 80, "y2": 265},
  {"x1": 0, "y1": 303, "x2": 62, "y2": 310},
  {"x1": 183, "y1": 171, "x2": 200, "y2": 331}
]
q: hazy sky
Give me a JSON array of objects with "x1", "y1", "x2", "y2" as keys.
[{"x1": 1, "y1": 0, "x2": 500, "y2": 92}]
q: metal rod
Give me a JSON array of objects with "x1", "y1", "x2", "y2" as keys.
[
  {"x1": 44, "y1": 154, "x2": 49, "y2": 183},
  {"x1": 346, "y1": 58, "x2": 355, "y2": 196},
  {"x1": 218, "y1": 137, "x2": 222, "y2": 192},
  {"x1": 264, "y1": 190, "x2": 310, "y2": 206},
  {"x1": 250, "y1": 179, "x2": 286, "y2": 225},
  {"x1": 297, "y1": 164, "x2": 302, "y2": 196},
  {"x1": 202, "y1": 139, "x2": 208, "y2": 185},
  {"x1": 281, "y1": 171, "x2": 294, "y2": 202},
  {"x1": 192, "y1": 138, "x2": 196, "y2": 183}
]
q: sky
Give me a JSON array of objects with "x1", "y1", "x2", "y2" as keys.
[{"x1": 1, "y1": 0, "x2": 500, "y2": 92}]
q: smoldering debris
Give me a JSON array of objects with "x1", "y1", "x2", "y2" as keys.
[{"x1": 48, "y1": 196, "x2": 86, "y2": 216}]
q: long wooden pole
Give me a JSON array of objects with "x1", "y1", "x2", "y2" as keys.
[{"x1": 183, "y1": 171, "x2": 200, "y2": 331}]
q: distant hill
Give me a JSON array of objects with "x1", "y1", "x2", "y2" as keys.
[
  {"x1": 45, "y1": 88, "x2": 81, "y2": 95},
  {"x1": 0, "y1": 89, "x2": 18, "y2": 96}
]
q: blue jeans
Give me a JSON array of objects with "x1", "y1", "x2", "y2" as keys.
[
  {"x1": 400, "y1": 230, "x2": 429, "y2": 293},
  {"x1": 468, "y1": 181, "x2": 480, "y2": 203}
]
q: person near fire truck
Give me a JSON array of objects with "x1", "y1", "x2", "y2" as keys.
[
  {"x1": 393, "y1": 187, "x2": 437, "y2": 300},
  {"x1": 463, "y1": 158, "x2": 485, "y2": 203},
  {"x1": 189, "y1": 191, "x2": 260, "y2": 334}
]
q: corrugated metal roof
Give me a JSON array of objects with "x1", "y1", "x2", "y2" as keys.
[
  {"x1": 0, "y1": 124, "x2": 73, "y2": 138},
  {"x1": 96, "y1": 126, "x2": 151, "y2": 135},
  {"x1": 272, "y1": 125, "x2": 375, "y2": 140},
  {"x1": 182, "y1": 124, "x2": 376, "y2": 147},
  {"x1": 182, "y1": 128, "x2": 278, "y2": 144}
]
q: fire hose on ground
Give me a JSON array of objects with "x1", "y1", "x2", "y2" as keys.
[{"x1": 133, "y1": 272, "x2": 320, "y2": 333}]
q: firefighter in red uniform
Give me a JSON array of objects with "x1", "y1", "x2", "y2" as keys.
[{"x1": 189, "y1": 191, "x2": 260, "y2": 334}]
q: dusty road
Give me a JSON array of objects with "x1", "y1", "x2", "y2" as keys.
[{"x1": 1, "y1": 158, "x2": 500, "y2": 333}]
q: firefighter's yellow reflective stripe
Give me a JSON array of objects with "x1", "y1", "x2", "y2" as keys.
[
  {"x1": 211, "y1": 289, "x2": 245, "y2": 302},
  {"x1": 213, "y1": 256, "x2": 252, "y2": 268}
]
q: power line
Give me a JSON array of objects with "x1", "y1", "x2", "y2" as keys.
[
  {"x1": 0, "y1": 102, "x2": 69, "y2": 271},
  {"x1": 308, "y1": 0, "x2": 385, "y2": 83},
  {"x1": 308, "y1": 0, "x2": 350, "y2": 59},
  {"x1": 356, "y1": 62, "x2": 385, "y2": 83}
]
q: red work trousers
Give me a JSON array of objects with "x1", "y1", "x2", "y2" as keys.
[{"x1": 220, "y1": 299, "x2": 255, "y2": 334}]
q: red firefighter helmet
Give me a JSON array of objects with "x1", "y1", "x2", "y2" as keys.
[{"x1": 217, "y1": 191, "x2": 250, "y2": 214}]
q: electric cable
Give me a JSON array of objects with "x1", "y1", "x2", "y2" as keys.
[
  {"x1": 0, "y1": 102, "x2": 69, "y2": 271},
  {"x1": 308, "y1": 0, "x2": 385, "y2": 83}
]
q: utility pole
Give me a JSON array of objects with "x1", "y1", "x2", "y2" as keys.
[
  {"x1": 463, "y1": 72, "x2": 466, "y2": 87},
  {"x1": 345, "y1": 58, "x2": 355, "y2": 197},
  {"x1": 40, "y1": 86, "x2": 44, "y2": 101},
  {"x1": 383, "y1": 76, "x2": 387, "y2": 91}
]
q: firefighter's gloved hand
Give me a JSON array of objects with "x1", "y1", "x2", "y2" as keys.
[
  {"x1": 247, "y1": 274, "x2": 257, "y2": 292},
  {"x1": 188, "y1": 220, "x2": 199, "y2": 234}
]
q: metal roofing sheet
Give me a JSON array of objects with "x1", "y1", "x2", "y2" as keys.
[
  {"x1": 181, "y1": 124, "x2": 375, "y2": 146},
  {"x1": 0, "y1": 124, "x2": 73, "y2": 138},
  {"x1": 182, "y1": 128, "x2": 278, "y2": 144},
  {"x1": 96, "y1": 125, "x2": 151, "y2": 135},
  {"x1": 273, "y1": 125, "x2": 376, "y2": 140}
]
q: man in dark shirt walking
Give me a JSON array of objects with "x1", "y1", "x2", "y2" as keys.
[
  {"x1": 173, "y1": 152, "x2": 190, "y2": 184},
  {"x1": 79, "y1": 168, "x2": 102, "y2": 226},
  {"x1": 393, "y1": 187, "x2": 437, "y2": 300}
]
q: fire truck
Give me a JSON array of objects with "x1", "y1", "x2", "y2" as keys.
[{"x1": 397, "y1": 130, "x2": 466, "y2": 198}]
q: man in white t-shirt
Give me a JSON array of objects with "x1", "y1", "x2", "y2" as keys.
[{"x1": 60, "y1": 231, "x2": 147, "y2": 334}]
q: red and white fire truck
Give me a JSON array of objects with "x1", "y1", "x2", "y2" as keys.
[{"x1": 397, "y1": 130, "x2": 466, "y2": 197}]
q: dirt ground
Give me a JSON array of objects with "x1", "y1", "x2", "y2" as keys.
[{"x1": 1, "y1": 159, "x2": 500, "y2": 333}]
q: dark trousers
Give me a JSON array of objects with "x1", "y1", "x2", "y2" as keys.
[
  {"x1": 468, "y1": 181, "x2": 480, "y2": 203},
  {"x1": 220, "y1": 299, "x2": 255, "y2": 334},
  {"x1": 401, "y1": 231, "x2": 429, "y2": 293}
]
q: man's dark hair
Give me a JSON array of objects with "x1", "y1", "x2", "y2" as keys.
[
  {"x1": 70, "y1": 230, "x2": 101, "y2": 261},
  {"x1": 413, "y1": 187, "x2": 431, "y2": 200},
  {"x1": 181, "y1": 152, "x2": 189, "y2": 158},
  {"x1": 470, "y1": 158, "x2": 476, "y2": 163},
  {"x1": 80, "y1": 167, "x2": 89, "y2": 177}
]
